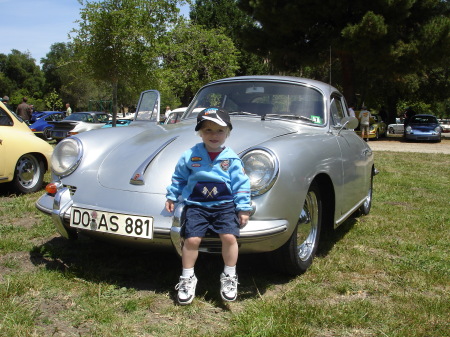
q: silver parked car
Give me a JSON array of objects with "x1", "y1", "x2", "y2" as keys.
[
  {"x1": 36, "y1": 76, "x2": 376, "y2": 275},
  {"x1": 49, "y1": 111, "x2": 110, "y2": 141}
]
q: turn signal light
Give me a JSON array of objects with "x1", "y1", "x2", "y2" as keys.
[{"x1": 45, "y1": 183, "x2": 58, "y2": 195}]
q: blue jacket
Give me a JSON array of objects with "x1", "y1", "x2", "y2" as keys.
[{"x1": 166, "y1": 143, "x2": 252, "y2": 211}]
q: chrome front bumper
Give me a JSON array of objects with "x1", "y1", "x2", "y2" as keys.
[{"x1": 36, "y1": 188, "x2": 290, "y2": 255}]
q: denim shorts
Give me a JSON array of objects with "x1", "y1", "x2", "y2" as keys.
[{"x1": 182, "y1": 202, "x2": 240, "y2": 238}]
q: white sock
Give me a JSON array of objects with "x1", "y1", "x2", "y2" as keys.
[
  {"x1": 182, "y1": 267, "x2": 194, "y2": 278},
  {"x1": 224, "y1": 265, "x2": 236, "y2": 277}
]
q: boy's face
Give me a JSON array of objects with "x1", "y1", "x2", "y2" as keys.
[{"x1": 199, "y1": 120, "x2": 229, "y2": 152}]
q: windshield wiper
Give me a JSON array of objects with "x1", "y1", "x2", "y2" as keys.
[
  {"x1": 229, "y1": 111, "x2": 259, "y2": 116},
  {"x1": 264, "y1": 114, "x2": 314, "y2": 123}
]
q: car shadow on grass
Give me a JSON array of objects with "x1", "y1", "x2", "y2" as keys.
[
  {"x1": 29, "y1": 214, "x2": 358, "y2": 305},
  {"x1": 29, "y1": 234, "x2": 298, "y2": 304}
]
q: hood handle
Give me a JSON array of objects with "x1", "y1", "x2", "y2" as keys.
[{"x1": 129, "y1": 136, "x2": 178, "y2": 185}]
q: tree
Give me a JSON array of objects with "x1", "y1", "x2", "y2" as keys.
[
  {"x1": 41, "y1": 42, "x2": 111, "y2": 112},
  {"x1": 0, "y1": 50, "x2": 44, "y2": 106},
  {"x1": 190, "y1": 0, "x2": 268, "y2": 75},
  {"x1": 158, "y1": 21, "x2": 240, "y2": 106},
  {"x1": 238, "y1": 0, "x2": 450, "y2": 121},
  {"x1": 45, "y1": 89, "x2": 64, "y2": 111},
  {"x1": 72, "y1": 0, "x2": 182, "y2": 124}
]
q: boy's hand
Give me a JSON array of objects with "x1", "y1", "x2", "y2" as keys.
[
  {"x1": 238, "y1": 211, "x2": 250, "y2": 228},
  {"x1": 165, "y1": 199, "x2": 175, "y2": 213}
]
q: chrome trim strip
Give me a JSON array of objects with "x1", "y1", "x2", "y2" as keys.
[
  {"x1": 335, "y1": 196, "x2": 367, "y2": 227},
  {"x1": 129, "y1": 136, "x2": 178, "y2": 185}
]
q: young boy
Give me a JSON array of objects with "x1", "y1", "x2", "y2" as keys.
[{"x1": 165, "y1": 107, "x2": 252, "y2": 305}]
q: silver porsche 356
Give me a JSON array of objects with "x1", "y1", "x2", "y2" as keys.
[{"x1": 36, "y1": 76, "x2": 376, "y2": 275}]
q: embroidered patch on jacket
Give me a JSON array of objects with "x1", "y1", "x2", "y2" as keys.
[
  {"x1": 190, "y1": 182, "x2": 232, "y2": 202},
  {"x1": 220, "y1": 160, "x2": 230, "y2": 171},
  {"x1": 191, "y1": 156, "x2": 202, "y2": 162},
  {"x1": 192, "y1": 163, "x2": 201, "y2": 167}
]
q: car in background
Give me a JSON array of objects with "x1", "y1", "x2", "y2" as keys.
[
  {"x1": 404, "y1": 114, "x2": 442, "y2": 142},
  {"x1": 29, "y1": 111, "x2": 66, "y2": 141},
  {"x1": 388, "y1": 117, "x2": 405, "y2": 134},
  {"x1": 163, "y1": 107, "x2": 187, "y2": 124},
  {"x1": 102, "y1": 119, "x2": 132, "y2": 128},
  {"x1": 36, "y1": 76, "x2": 376, "y2": 276},
  {"x1": 355, "y1": 113, "x2": 387, "y2": 140},
  {"x1": 438, "y1": 119, "x2": 450, "y2": 133},
  {"x1": 0, "y1": 102, "x2": 53, "y2": 193},
  {"x1": 49, "y1": 112, "x2": 110, "y2": 141}
]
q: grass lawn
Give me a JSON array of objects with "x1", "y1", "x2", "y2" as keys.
[{"x1": 0, "y1": 151, "x2": 449, "y2": 337}]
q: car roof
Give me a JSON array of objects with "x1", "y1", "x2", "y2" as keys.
[{"x1": 208, "y1": 75, "x2": 339, "y2": 95}]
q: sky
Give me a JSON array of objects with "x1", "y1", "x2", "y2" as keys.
[{"x1": 0, "y1": 0, "x2": 189, "y2": 66}]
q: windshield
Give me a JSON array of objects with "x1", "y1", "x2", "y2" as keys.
[
  {"x1": 66, "y1": 114, "x2": 89, "y2": 122},
  {"x1": 411, "y1": 116, "x2": 438, "y2": 124},
  {"x1": 185, "y1": 81, "x2": 326, "y2": 125}
]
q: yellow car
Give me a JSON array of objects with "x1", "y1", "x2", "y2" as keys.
[
  {"x1": 0, "y1": 102, "x2": 53, "y2": 193},
  {"x1": 355, "y1": 112, "x2": 387, "y2": 140}
]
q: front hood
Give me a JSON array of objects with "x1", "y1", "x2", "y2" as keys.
[
  {"x1": 412, "y1": 123, "x2": 439, "y2": 131},
  {"x1": 96, "y1": 118, "x2": 296, "y2": 194}
]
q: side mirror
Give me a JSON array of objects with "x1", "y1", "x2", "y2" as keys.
[{"x1": 340, "y1": 116, "x2": 359, "y2": 130}]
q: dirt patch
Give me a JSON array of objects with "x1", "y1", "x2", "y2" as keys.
[{"x1": 368, "y1": 136, "x2": 450, "y2": 154}]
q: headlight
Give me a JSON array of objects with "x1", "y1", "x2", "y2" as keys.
[
  {"x1": 406, "y1": 126, "x2": 412, "y2": 133},
  {"x1": 370, "y1": 125, "x2": 375, "y2": 131},
  {"x1": 241, "y1": 148, "x2": 279, "y2": 196},
  {"x1": 51, "y1": 138, "x2": 83, "y2": 177},
  {"x1": 434, "y1": 127, "x2": 441, "y2": 133}
]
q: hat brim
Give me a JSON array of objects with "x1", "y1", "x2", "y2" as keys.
[{"x1": 195, "y1": 116, "x2": 230, "y2": 131}]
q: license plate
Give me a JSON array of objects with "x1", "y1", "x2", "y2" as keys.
[{"x1": 70, "y1": 207, "x2": 153, "y2": 239}]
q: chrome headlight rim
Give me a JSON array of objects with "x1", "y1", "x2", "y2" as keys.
[
  {"x1": 51, "y1": 137, "x2": 83, "y2": 178},
  {"x1": 240, "y1": 147, "x2": 279, "y2": 197}
]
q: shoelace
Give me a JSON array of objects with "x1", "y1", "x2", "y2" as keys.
[
  {"x1": 222, "y1": 276, "x2": 239, "y2": 292},
  {"x1": 175, "y1": 278, "x2": 193, "y2": 294}
]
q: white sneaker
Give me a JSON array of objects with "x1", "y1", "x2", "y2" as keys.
[
  {"x1": 175, "y1": 275, "x2": 197, "y2": 305},
  {"x1": 220, "y1": 273, "x2": 238, "y2": 302}
]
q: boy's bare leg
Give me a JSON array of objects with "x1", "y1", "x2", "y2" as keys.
[
  {"x1": 182, "y1": 237, "x2": 202, "y2": 268},
  {"x1": 220, "y1": 233, "x2": 238, "y2": 267}
]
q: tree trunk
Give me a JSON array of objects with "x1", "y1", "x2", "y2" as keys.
[{"x1": 112, "y1": 81, "x2": 118, "y2": 127}]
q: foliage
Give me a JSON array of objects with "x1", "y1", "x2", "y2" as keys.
[
  {"x1": 237, "y1": 0, "x2": 450, "y2": 121},
  {"x1": 0, "y1": 50, "x2": 45, "y2": 107},
  {"x1": 44, "y1": 89, "x2": 64, "y2": 111},
  {"x1": 190, "y1": 0, "x2": 268, "y2": 75},
  {"x1": 158, "y1": 20, "x2": 240, "y2": 105},
  {"x1": 72, "y1": 0, "x2": 181, "y2": 120}
]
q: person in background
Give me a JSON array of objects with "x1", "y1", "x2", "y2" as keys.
[
  {"x1": 165, "y1": 107, "x2": 252, "y2": 305},
  {"x1": 2, "y1": 96, "x2": 12, "y2": 111},
  {"x1": 65, "y1": 103, "x2": 72, "y2": 117},
  {"x1": 348, "y1": 105, "x2": 356, "y2": 117},
  {"x1": 359, "y1": 106, "x2": 371, "y2": 141},
  {"x1": 16, "y1": 97, "x2": 31, "y2": 123},
  {"x1": 165, "y1": 106, "x2": 172, "y2": 119}
]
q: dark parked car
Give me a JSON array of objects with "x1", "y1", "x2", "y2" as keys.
[
  {"x1": 404, "y1": 114, "x2": 442, "y2": 142},
  {"x1": 49, "y1": 112, "x2": 110, "y2": 141},
  {"x1": 29, "y1": 111, "x2": 65, "y2": 140}
]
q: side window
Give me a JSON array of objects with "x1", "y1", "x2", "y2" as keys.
[
  {"x1": 0, "y1": 108, "x2": 13, "y2": 126},
  {"x1": 330, "y1": 95, "x2": 345, "y2": 126}
]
